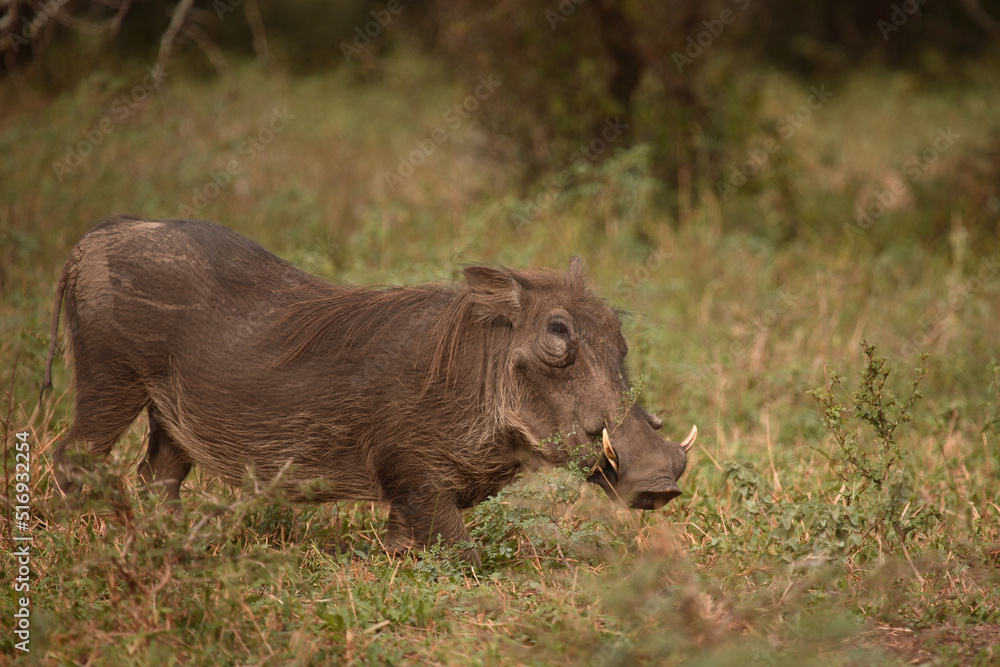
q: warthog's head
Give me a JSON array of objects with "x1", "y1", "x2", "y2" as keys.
[{"x1": 463, "y1": 258, "x2": 694, "y2": 509}]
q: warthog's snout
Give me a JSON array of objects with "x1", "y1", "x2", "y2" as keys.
[
  {"x1": 630, "y1": 484, "x2": 683, "y2": 511},
  {"x1": 587, "y1": 416, "x2": 696, "y2": 510}
]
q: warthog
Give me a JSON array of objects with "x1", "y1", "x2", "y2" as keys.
[{"x1": 45, "y1": 216, "x2": 695, "y2": 562}]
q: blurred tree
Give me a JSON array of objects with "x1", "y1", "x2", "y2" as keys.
[
  {"x1": 735, "y1": 0, "x2": 997, "y2": 72},
  {"x1": 403, "y1": 0, "x2": 759, "y2": 217},
  {"x1": 5, "y1": 0, "x2": 996, "y2": 87},
  {"x1": 403, "y1": 0, "x2": 997, "y2": 214},
  {"x1": 2, "y1": 0, "x2": 996, "y2": 223}
]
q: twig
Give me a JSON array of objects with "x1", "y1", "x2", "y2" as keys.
[
  {"x1": 51, "y1": 0, "x2": 130, "y2": 35},
  {"x1": 244, "y1": 0, "x2": 271, "y2": 67},
  {"x1": 181, "y1": 22, "x2": 229, "y2": 73},
  {"x1": 963, "y1": 0, "x2": 1000, "y2": 38},
  {"x1": 156, "y1": 0, "x2": 195, "y2": 74},
  {"x1": 899, "y1": 539, "x2": 926, "y2": 587}
]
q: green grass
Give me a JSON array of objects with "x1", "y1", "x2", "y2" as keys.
[{"x1": 2, "y1": 51, "x2": 1000, "y2": 665}]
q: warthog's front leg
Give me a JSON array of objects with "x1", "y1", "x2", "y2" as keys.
[{"x1": 386, "y1": 491, "x2": 480, "y2": 566}]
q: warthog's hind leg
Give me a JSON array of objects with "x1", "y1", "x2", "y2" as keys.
[{"x1": 52, "y1": 378, "x2": 148, "y2": 496}]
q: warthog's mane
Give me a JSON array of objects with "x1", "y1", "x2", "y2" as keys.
[{"x1": 266, "y1": 266, "x2": 591, "y2": 393}]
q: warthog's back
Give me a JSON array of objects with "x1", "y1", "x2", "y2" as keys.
[
  {"x1": 64, "y1": 216, "x2": 314, "y2": 354},
  {"x1": 59, "y1": 217, "x2": 408, "y2": 497}
]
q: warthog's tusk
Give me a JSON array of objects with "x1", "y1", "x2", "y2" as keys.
[
  {"x1": 602, "y1": 428, "x2": 619, "y2": 472},
  {"x1": 680, "y1": 425, "x2": 698, "y2": 452}
]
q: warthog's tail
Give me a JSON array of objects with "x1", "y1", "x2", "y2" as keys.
[{"x1": 39, "y1": 263, "x2": 69, "y2": 408}]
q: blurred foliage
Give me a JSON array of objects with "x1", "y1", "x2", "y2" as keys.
[{"x1": 3, "y1": 0, "x2": 999, "y2": 223}]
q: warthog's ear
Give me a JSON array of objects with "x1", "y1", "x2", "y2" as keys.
[{"x1": 464, "y1": 266, "x2": 524, "y2": 326}]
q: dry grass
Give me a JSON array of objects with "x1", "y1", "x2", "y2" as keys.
[{"x1": 2, "y1": 52, "x2": 1000, "y2": 665}]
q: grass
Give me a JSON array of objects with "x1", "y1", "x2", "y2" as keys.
[{"x1": 2, "y1": 49, "x2": 1000, "y2": 664}]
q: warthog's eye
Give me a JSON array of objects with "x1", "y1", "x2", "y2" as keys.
[
  {"x1": 535, "y1": 310, "x2": 578, "y2": 368},
  {"x1": 548, "y1": 319, "x2": 570, "y2": 338}
]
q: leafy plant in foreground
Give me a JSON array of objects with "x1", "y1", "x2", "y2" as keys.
[
  {"x1": 809, "y1": 341, "x2": 935, "y2": 552},
  {"x1": 714, "y1": 342, "x2": 937, "y2": 565},
  {"x1": 720, "y1": 460, "x2": 867, "y2": 563}
]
